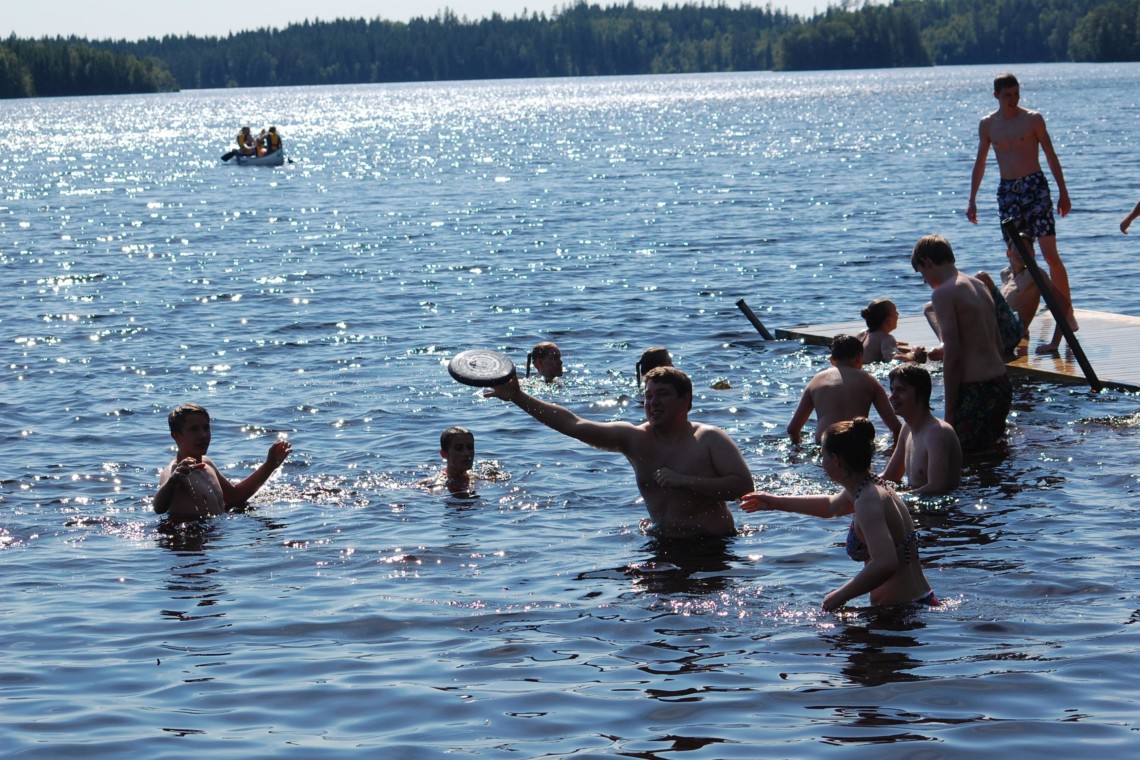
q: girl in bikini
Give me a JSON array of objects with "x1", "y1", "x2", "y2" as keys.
[{"x1": 740, "y1": 417, "x2": 937, "y2": 611}]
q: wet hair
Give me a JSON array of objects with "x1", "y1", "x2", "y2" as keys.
[
  {"x1": 829, "y1": 334, "x2": 863, "y2": 361},
  {"x1": 642, "y1": 366, "x2": 693, "y2": 407},
  {"x1": 911, "y1": 234, "x2": 956, "y2": 271},
  {"x1": 636, "y1": 346, "x2": 673, "y2": 386},
  {"x1": 861, "y1": 298, "x2": 895, "y2": 332},
  {"x1": 168, "y1": 403, "x2": 209, "y2": 434},
  {"x1": 525, "y1": 341, "x2": 560, "y2": 378},
  {"x1": 888, "y1": 363, "x2": 933, "y2": 410},
  {"x1": 440, "y1": 426, "x2": 473, "y2": 450},
  {"x1": 993, "y1": 72, "x2": 1019, "y2": 93},
  {"x1": 822, "y1": 417, "x2": 876, "y2": 474}
]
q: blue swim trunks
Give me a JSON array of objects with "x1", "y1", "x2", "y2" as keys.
[{"x1": 997, "y1": 171, "x2": 1056, "y2": 243}]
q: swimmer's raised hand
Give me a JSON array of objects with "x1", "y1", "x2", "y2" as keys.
[
  {"x1": 483, "y1": 374, "x2": 521, "y2": 402},
  {"x1": 739, "y1": 491, "x2": 778, "y2": 513},
  {"x1": 822, "y1": 589, "x2": 845, "y2": 613},
  {"x1": 266, "y1": 439, "x2": 292, "y2": 469}
]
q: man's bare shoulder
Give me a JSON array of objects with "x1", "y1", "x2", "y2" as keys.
[
  {"x1": 807, "y1": 366, "x2": 841, "y2": 388},
  {"x1": 691, "y1": 421, "x2": 737, "y2": 444},
  {"x1": 916, "y1": 415, "x2": 957, "y2": 443}
]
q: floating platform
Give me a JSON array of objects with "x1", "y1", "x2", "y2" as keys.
[{"x1": 775, "y1": 308, "x2": 1140, "y2": 392}]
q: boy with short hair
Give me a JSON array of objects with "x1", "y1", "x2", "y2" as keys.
[
  {"x1": 881, "y1": 364, "x2": 962, "y2": 495},
  {"x1": 787, "y1": 334, "x2": 900, "y2": 445},
  {"x1": 422, "y1": 426, "x2": 479, "y2": 494},
  {"x1": 966, "y1": 72, "x2": 1075, "y2": 341},
  {"x1": 153, "y1": 403, "x2": 291, "y2": 522},
  {"x1": 912, "y1": 234, "x2": 1011, "y2": 451}
]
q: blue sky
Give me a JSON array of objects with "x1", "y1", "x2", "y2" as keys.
[{"x1": 6, "y1": 0, "x2": 832, "y2": 41}]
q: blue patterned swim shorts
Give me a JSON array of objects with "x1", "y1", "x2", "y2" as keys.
[{"x1": 997, "y1": 171, "x2": 1056, "y2": 242}]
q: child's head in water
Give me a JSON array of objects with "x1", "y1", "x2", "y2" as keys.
[
  {"x1": 861, "y1": 298, "x2": 898, "y2": 334},
  {"x1": 526, "y1": 342, "x2": 563, "y2": 382},
  {"x1": 439, "y1": 426, "x2": 476, "y2": 479},
  {"x1": 829, "y1": 334, "x2": 863, "y2": 365},
  {"x1": 636, "y1": 346, "x2": 673, "y2": 387}
]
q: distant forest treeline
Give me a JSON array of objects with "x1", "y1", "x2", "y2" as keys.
[{"x1": 4, "y1": 0, "x2": 1140, "y2": 99}]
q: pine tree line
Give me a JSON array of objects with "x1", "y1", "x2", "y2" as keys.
[{"x1": 4, "y1": 1, "x2": 1140, "y2": 100}]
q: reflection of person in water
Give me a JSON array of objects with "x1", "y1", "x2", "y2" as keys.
[{"x1": 825, "y1": 623, "x2": 927, "y2": 689}]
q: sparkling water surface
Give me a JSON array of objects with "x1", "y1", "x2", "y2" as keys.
[{"x1": 2, "y1": 63, "x2": 1139, "y2": 757}]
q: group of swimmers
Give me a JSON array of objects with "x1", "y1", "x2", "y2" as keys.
[{"x1": 155, "y1": 71, "x2": 1127, "y2": 614}]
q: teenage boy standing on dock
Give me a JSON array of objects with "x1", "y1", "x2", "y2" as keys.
[{"x1": 966, "y1": 71, "x2": 1076, "y2": 352}]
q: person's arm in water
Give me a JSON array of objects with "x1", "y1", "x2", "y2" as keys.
[
  {"x1": 740, "y1": 489, "x2": 853, "y2": 519},
  {"x1": 870, "y1": 378, "x2": 901, "y2": 442},
  {"x1": 486, "y1": 375, "x2": 636, "y2": 452},
  {"x1": 218, "y1": 439, "x2": 292, "y2": 507},
  {"x1": 930, "y1": 287, "x2": 963, "y2": 424},
  {"x1": 652, "y1": 426, "x2": 754, "y2": 501},
  {"x1": 880, "y1": 426, "x2": 909, "y2": 485},
  {"x1": 822, "y1": 497, "x2": 898, "y2": 612},
  {"x1": 786, "y1": 385, "x2": 815, "y2": 445},
  {"x1": 1122, "y1": 201, "x2": 1140, "y2": 234}
]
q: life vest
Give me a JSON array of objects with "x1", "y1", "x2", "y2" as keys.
[
  {"x1": 265, "y1": 131, "x2": 281, "y2": 152},
  {"x1": 237, "y1": 130, "x2": 256, "y2": 155}
]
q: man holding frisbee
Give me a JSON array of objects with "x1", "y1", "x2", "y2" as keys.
[{"x1": 485, "y1": 366, "x2": 753, "y2": 538}]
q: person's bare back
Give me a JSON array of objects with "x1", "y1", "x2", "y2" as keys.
[
  {"x1": 787, "y1": 334, "x2": 899, "y2": 445},
  {"x1": 931, "y1": 271, "x2": 1008, "y2": 386},
  {"x1": 796, "y1": 366, "x2": 896, "y2": 444}
]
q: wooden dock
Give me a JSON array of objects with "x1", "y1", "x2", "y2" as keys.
[{"x1": 775, "y1": 308, "x2": 1140, "y2": 392}]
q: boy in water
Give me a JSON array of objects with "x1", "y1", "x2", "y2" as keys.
[
  {"x1": 787, "y1": 334, "x2": 900, "y2": 446},
  {"x1": 421, "y1": 426, "x2": 479, "y2": 494},
  {"x1": 881, "y1": 363, "x2": 962, "y2": 495},
  {"x1": 912, "y1": 234, "x2": 1011, "y2": 451},
  {"x1": 153, "y1": 403, "x2": 291, "y2": 522}
]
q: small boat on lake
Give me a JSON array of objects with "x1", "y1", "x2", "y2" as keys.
[{"x1": 231, "y1": 149, "x2": 285, "y2": 167}]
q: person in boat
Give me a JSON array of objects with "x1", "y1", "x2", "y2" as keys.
[
  {"x1": 236, "y1": 126, "x2": 258, "y2": 157},
  {"x1": 787, "y1": 334, "x2": 900, "y2": 446},
  {"x1": 880, "y1": 363, "x2": 962, "y2": 496},
  {"x1": 154, "y1": 402, "x2": 291, "y2": 522},
  {"x1": 741, "y1": 417, "x2": 938, "y2": 611},
  {"x1": 260, "y1": 126, "x2": 282, "y2": 156},
  {"x1": 485, "y1": 366, "x2": 753, "y2": 538},
  {"x1": 636, "y1": 346, "x2": 673, "y2": 388},
  {"x1": 912, "y1": 234, "x2": 1011, "y2": 452},
  {"x1": 525, "y1": 341, "x2": 563, "y2": 383}
]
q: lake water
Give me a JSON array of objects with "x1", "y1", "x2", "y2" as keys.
[{"x1": 2, "y1": 63, "x2": 1139, "y2": 757}]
